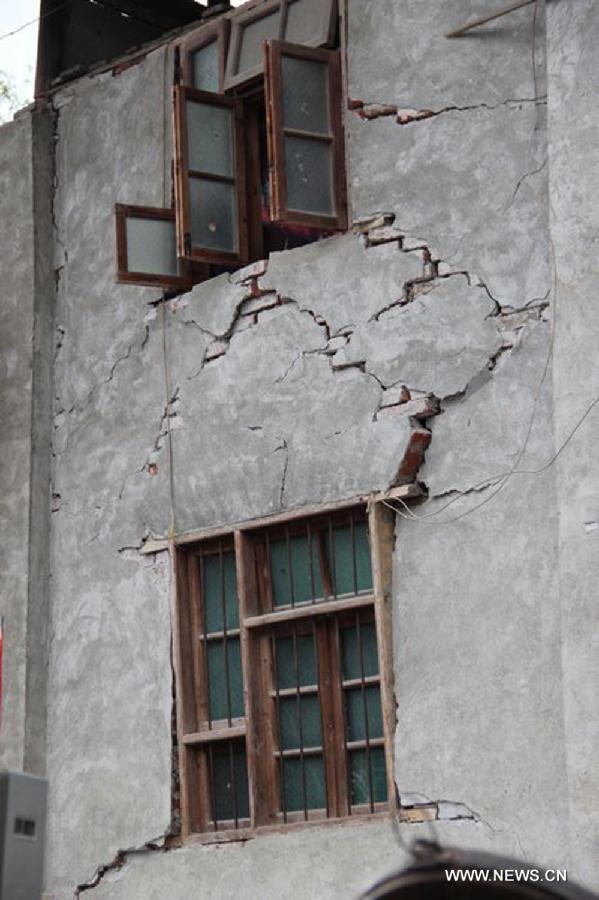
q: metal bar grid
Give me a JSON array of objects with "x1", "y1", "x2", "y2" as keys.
[{"x1": 270, "y1": 633, "x2": 288, "y2": 823}]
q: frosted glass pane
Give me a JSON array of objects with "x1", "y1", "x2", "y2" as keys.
[
  {"x1": 207, "y1": 638, "x2": 244, "y2": 721},
  {"x1": 275, "y1": 634, "x2": 317, "y2": 690},
  {"x1": 282, "y1": 56, "x2": 329, "y2": 134},
  {"x1": 285, "y1": 0, "x2": 334, "y2": 46},
  {"x1": 344, "y1": 686, "x2": 383, "y2": 742},
  {"x1": 279, "y1": 695, "x2": 322, "y2": 749},
  {"x1": 237, "y1": 10, "x2": 280, "y2": 75},
  {"x1": 285, "y1": 136, "x2": 333, "y2": 215},
  {"x1": 202, "y1": 551, "x2": 239, "y2": 634},
  {"x1": 212, "y1": 744, "x2": 250, "y2": 822},
  {"x1": 186, "y1": 101, "x2": 233, "y2": 177},
  {"x1": 125, "y1": 217, "x2": 177, "y2": 276},
  {"x1": 282, "y1": 755, "x2": 326, "y2": 812},
  {"x1": 341, "y1": 622, "x2": 379, "y2": 681},
  {"x1": 349, "y1": 747, "x2": 387, "y2": 806},
  {"x1": 193, "y1": 42, "x2": 219, "y2": 93},
  {"x1": 270, "y1": 533, "x2": 324, "y2": 606},
  {"x1": 331, "y1": 521, "x2": 372, "y2": 596},
  {"x1": 190, "y1": 177, "x2": 236, "y2": 253}
]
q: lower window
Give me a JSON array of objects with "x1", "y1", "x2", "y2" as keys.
[{"x1": 174, "y1": 502, "x2": 395, "y2": 837}]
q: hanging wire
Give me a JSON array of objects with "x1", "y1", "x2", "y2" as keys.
[{"x1": 0, "y1": 2, "x2": 69, "y2": 43}]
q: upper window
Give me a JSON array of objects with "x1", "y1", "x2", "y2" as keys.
[
  {"x1": 115, "y1": 0, "x2": 345, "y2": 292},
  {"x1": 174, "y1": 502, "x2": 396, "y2": 838}
]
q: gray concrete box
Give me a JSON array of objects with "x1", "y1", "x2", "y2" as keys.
[{"x1": 0, "y1": 772, "x2": 47, "y2": 900}]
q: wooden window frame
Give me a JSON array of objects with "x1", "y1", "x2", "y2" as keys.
[
  {"x1": 223, "y1": 0, "x2": 338, "y2": 92},
  {"x1": 224, "y1": 0, "x2": 283, "y2": 92},
  {"x1": 173, "y1": 84, "x2": 249, "y2": 268},
  {"x1": 172, "y1": 498, "x2": 397, "y2": 842},
  {"x1": 179, "y1": 18, "x2": 230, "y2": 93},
  {"x1": 114, "y1": 203, "x2": 192, "y2": 290},
  {"x1": 264, "y1": 41, "x2": 347, "y2": 231}
]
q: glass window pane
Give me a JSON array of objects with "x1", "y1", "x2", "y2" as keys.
[
  {"x1": 285, "y1": 136, "x2": 333, "y2": 215},
  {"x1": 279, "y1": 695, "x2": 322, "y2": 750},
  {"x1": 282, "y1": 755, "x2": 326, "y2": 812},
  {"x1": 193, "y1": 42, "x2": 219, "y2": 93},
  {"x1": 270, "y1": 533, "x2": 323, "y2": 606},
  {"x1": 341, "y1": 622, "x2": 379, "y2": 681},
  {"x1": 202, "y1": 551, "x2": 238, "y2": 634},
  {"x1": 190, "y1": 177, "x2": 237, "y2": 253},
  {"x1": 237, "y1": 10, "x2": 280, "y2": 76},
  {"x1": 207, "y1": 637, "x2": 244, "y2": 721},
  {"x1": 284, "y1": 0, "x2": 334, "y2": 46},
  {"x1": 332, "y1": 520, "x2": 372, "y2": 596},
  {"x1": 186, "y1": 100, "x2": 233, "y2": 177},
  {"x1": 125, "y1": 216, "x2": 178, "y2": 276},
  {"x1": 349, "y1": 746, "x2": 387, "y2": 806},
  {"x1": 282, "y1": 56, "x2": 329, "y2": 134},
  {"x1": 344, "y1": 685, "x2": 383, "y2": 742},
  {"x1": 212, "y1": 743, "x2": 250, "y2": 822},
  {"x1": 275, "y1": 634, "x2": 317, "y2": 689}
]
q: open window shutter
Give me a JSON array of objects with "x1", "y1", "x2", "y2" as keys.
[
  {"x1": 265, "y1": 41, "x2": 347, "y2": 231},
  {"x1": 174, "y1": 85, "x2": 248, "y2": 267}
]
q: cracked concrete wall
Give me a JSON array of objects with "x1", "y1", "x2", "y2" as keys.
[
  {"x1": 546, "y1": 0, "x2": 599, "y2": 884},
  {"x1": 0, "y1": 113, "x2": 35, "y2": 772},
  {"x1": 0, "y1": 103, "x2": 54, "y2": 777},
  {"x1": 1, "y1": 0, "x2": 596, "y2": 896}
]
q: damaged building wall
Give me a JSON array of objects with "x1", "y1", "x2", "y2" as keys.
[
  {"x1": 547, "y1": 0, "x2": 599, "y2": 885},
  {"x1": 0, "y1": 104, "x2": 54, "y2": 777},
  {"x1": 0, "y1": 0, "x2": 597, "y2": 897}
]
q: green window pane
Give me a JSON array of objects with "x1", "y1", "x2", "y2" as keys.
[
  {"x1": 207, "y1": 638, "x2": 244, "y2": 721},
  {"x1": 282, "y1": 56, "x2": 329, "y2": 135},
  {"x1": 212, "y1": 743, "x2": 250, "y2": 822},
  {"x1": 193, "y1": 42, "x2": 219, "y2": 93},
  {"x1": 282, "y1": 755, "x2": 326, "y2": 812},
  {"x1": 344, "y1": 685, "x2": 383, "y2": 742},
  {"x1": 189, "y1": 177, "x2": 237, "y2": 254},
  {"x1": 125, "y1": 216, "x2": 178, "y2": 277},
  {"x1": 186, "y1": 100, "x2": 233, "y2": 177},
  {"x1": 332, "y1": 520, "x2": 372, "y2": 595},
  {"x1": 202, "y1": 551, "x2": 238, "y2": 633},
  {"x1": 341, "y1": 622, "x2": 379, "y2": 681},
  {"x1": 285, "y1": 136, "x2": 333, "y2": 216},
  {"x1": 269, "y1": 533, "x2": 323, "y2": 607},
  {"x1": 279, "y1": 695, "x2": 322, "y2": 750},
  {"x1": 275, "y1": 634, "x2": 317, "y2": 690},
  {"x1": 349, "y1": 747, "x2": 387, "y2": 806}
]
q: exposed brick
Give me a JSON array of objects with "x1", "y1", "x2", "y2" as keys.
[
  {"x1": 367, "y1": 224, "x2": 404, "y2": 245},
  {"x1": 230, "y1": 259, "x2": 268, "y2": 284},
  {"x1": 379, "y1": 396, "x2": 440, "y2": 420},
  {"x1": 393, "y1": 427, "x2": 432, "y2": 484}
]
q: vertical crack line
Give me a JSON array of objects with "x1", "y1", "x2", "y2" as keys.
[{"x1": 161, "y1": 295, "x2": 176, "y2": 539}]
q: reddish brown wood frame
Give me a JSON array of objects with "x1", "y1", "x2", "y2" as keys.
[
  {"x1": 223, "y1": 0, "x2": 339, "y2": 92},
  {"x1": 224, "y1": 0, "x2": 282, "y2": 91},
  {"x1": 114, "y1": 203, "x2": 193, "y2": 290},
  {"x1": 172, "y1": 501, "x2": 398, "y2": 842},
  {"x1": 264, "y1": 41, "x2": 347, "y2": 231},
  {"x1": 179, "y1": 18, "x2": 230, "y2": 93},
  {"x1": 173, "y1": 85, "x2": 249, "y2": 268}
]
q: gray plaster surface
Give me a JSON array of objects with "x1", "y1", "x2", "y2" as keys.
[
  {"x1": 0, "y1": 0, "x2": 596, "y2": 895},
  {"x1": 393, "y1": 473, "x2": 568, "y2": 871},
  {"x1": 547, "y1": 0, "x2": 599, "y2": 884},
  {"x1": 334, "y1": 275, "x2": 500, "y2": 397},
  {"x1": 0, "y1": 114, "x2": 34, "y2": 771},
  {"x1": 348, "y1": 0, "x2": 542, "y2": 111},
  {"x1": 348, "y1": 103, "x2": 550, "y2": 308},
  {"x1": 83, "y1": 817, "x2": 528, "y2": 900}
]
